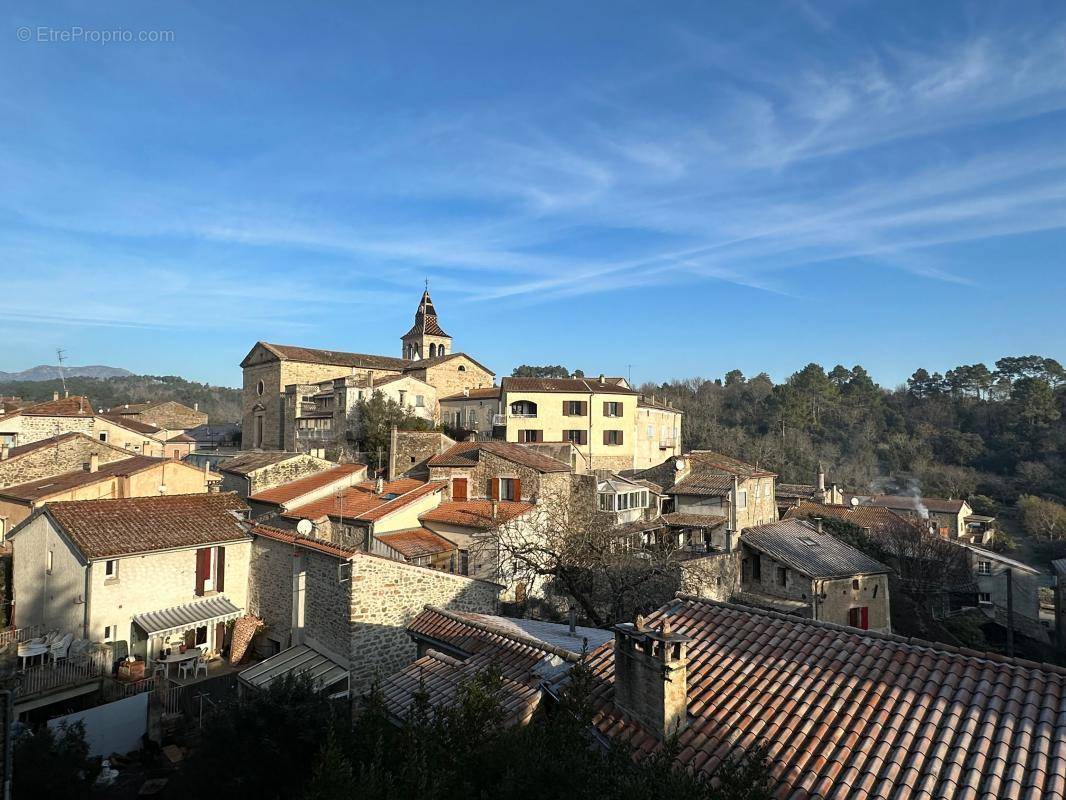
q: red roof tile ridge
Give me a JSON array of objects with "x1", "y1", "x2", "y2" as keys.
[
  {"x1": 251, "y1": 523, "x2": 359, "y2": 559},
  {"x1": 421, "y1": 605, "x2": 581, "y2": 663},
  {"x1": 423, "y1": 648, "x2": 465, "y2": 668},
  {"x1": 672, "y1": 593, "x2": 1066, "y2": 678}
]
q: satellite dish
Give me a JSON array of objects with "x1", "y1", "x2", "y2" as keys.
[
  {"x1": 296, "y1": 519, "x2": 314, "y2": 536},
  {"x1": 850, "y1": 497, "x2": 859, "y2": 507},
  {"x1": 675, "y1": 458, "x2": 686, "y2": 471}
]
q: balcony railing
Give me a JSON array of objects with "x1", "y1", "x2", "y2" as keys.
[
  {"x1": 658, "y1": 438, "x2": 678, "y2": 449},
  {"x1": 0, "y1": 624, "x2": 43, "y2": 646},
  {"x1": 493, "y1": 413, "x2": 539, "y2": 425},
  {"x1": 16, "y1": 651, "x2": 111, "y2": 700}
]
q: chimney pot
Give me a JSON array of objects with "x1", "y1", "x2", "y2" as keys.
[
  {"x1": 375, "y1": 477, "x2": 385, "y2": 494},
  {"x1": 53, "y1": 391, "x2": 60, "y2": 401},
  {"x1": 813, "y1": 517, "x2": 823, "y2": 535},
  {"x1": 88, "y1": 453, "x2": 99, "y2": 473},
  {"x1": 598, "y1": 374, "x2": 605, "y2": 385}
]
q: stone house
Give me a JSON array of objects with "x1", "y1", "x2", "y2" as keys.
[
  {"x1": 961, "y1": 543, "x2": 1042, "y2": 623},
  {"x1": 239, "y1": 289, "x2": 493, "y2": 450},
  {"x1": 246, "y1": 524, "x2": 501, "y2": 693},
  {"x1": 738, "y1": 518, "x2": 892, "y2": 633},
  {"x1": 0, "y1": 394, "x2": 96, "y2": 448},
  {"x1": 866, "y1": 494, "x2": 973, "y2": 540},
  {"x1": 284, "y1": 373, "x2": 438, "y2": 454},
  {"x1": 438, "y1": 386, "x2": 501, "y2": 438},
  {"x1": 635, "y1": 450, "x2": 778, "y2": 532},
  {"x1": 632, "y1": 395, "x2": 683, "y2": 471},
  {"x1": 0, "y1": 433, "x2": 134, "y2": 490},
  {"x1": 388, "y1": 429, "x2": 457, "y2": 480},
  {"x1": 774, "y1": 466, "x2": 846, "y2": 517},
  {"x1": 8, "y1": 493, "x2": 251, "y2": 659},
  {"x1": 218, "y1": 451, "x2": 337, "y2": 497},
  {"x1": 102, "y1": 400, "x2": 208, "y2": 431},
  {"x1": 596, "y1": 473, "x2": 659, "y2": 525},
  {"x1": 0, "y1": 454, "x2": 215, "y2": 531}
]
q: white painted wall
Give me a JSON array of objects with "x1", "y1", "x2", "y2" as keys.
[{"x1": 48, "y1": 692, "x2": 148, "y2": 757}]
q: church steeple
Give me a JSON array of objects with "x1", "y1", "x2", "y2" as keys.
[{"x1": 401, "y1": 288, "x2": 452, "y2": 360}]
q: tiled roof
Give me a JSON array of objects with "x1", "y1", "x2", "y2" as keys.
[
  {"x1": 401, "y1": 289, "x2": 450, "y2": 339},
  {"x1": 783, "y1": 501, "x2": 916, "y2": 538},
  {"x1": 246, "y1": 342, "x2": 409, "y2": 371},
  {"x1": 375, "y1": 527, "x2": 457, "y2": 559},
  {"x1": 251, "y1": 523, "x2": 359, "y2": 559},
  {"x1": 669, "y1": 451, "x2": 776, "y2": 496},
  {"x1": 107, "y1": 402, "x2": 152, "y2": 414},
  {"x1": 0, "y1": 395, "x2": 94, "y2": 420},
  {"x1": 869, "y1": 494, "x2": 968, "y2": 514},
  {"x1": 420, "y1": 500, "x2": 534, "y2": 530},
  {"x1": 660, "y1": 512, "x2": 728, "y2": 529},
  {"x1": 354, "y1": 481, "x2": 444, "y2": 522},
  {"x1": 249, "y1": 464, "x2": 365, "y2": 506},
  {"x1": 742, "y1": 518, "x2": 890, "y2": 578},
  {"x1": 27, "y1": 493, "x2": 250, "y2": 560},
  {"x1": 166, "y1": 432, "x2": 196, "y2": 443},
  {"x1": 218, "y1": 451, "x2": 303, "y2": 475},
  {"x1": 637, "y1": 395, "x2": 681, "y2": 412},
  {"x1": 501, "y1": 376, "x2": 637, "y2": 395},
  {"x1": 574, "y1": 594, "x2": 1066, "y2": 799},
  {"x1": 775, "y1": 482, "x2": 818, "y2": 500},
  {"x1": 382, "y1": 606, "x2": 578, "y2": 725},
  {"x1": 99, "y1": 413, "x2": 162, "y2": 435},
  {"x1": 4, "y1": 431, "x2": 86, "y2": 458},
  {"x1": 439, "y1": 387, "x2": 501, "y2": 401},
  {"x1": 428, "y1": 440, "x2": 571, "y2": 473},
  {"x1": 0, "y1": 455, "x2": 166, "y2": 502},
  {"x1": 281, "y1": 478, "x2": 431, "y2": 522}
]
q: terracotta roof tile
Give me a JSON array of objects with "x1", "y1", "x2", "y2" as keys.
[
  {"x1": 565, "y1": 595, "x2": 1066, "y2": 800},
  {"x1": 248, "y1": 342, "x2": 409, "y2": 371},
  {"x1": 667, "y1": 451, "x2": 776, "y2": 497},
  {"x1": 219, "y1": 451, "x2": 306, "y2": 475},
  {"x1": 420, "y1": 500, "x2": 534, "y2": 530},
  {"x1": 355, "y1": 481, "x2": 445, "y2": 522},
  {"x1": 282, "y1": 478, "x2": 434, "y2": 522},
  {"x1": 783, "y1": 502, "x2": 917, "y2": 538},
  {"x1": 20, "y1": 492, "x2": 250, "y2": 560},
  {"x1": 501, "y1": 376, "x2": 637, "y2": 395},
  {"x1": 98, "y1": 413, "x2": 162, "y2": 435},
  {"x1": 0, "y1": 455, "x2": 168, "y2": 502},
  {"x1": 404, "y1": 352, "x2": 495, "y2": 376},
  {"x1": 0, "y1": 396, "x2": 95, "y2": 423},
  {"x1": 250, "y1": 523, "x2": 358, "y2": 559},
  {"x1": 869, "y1": 495, "x2": 968, "y2": 514},
  {"x1": 375, "y1": 527, "x2": 456, "y2": 559},
  {"x1": 439, "y1": 387, "x2": 501, "y2": 401},
  {"x1": 249, "y1": 464, "x2": 365, "y2": 505}
]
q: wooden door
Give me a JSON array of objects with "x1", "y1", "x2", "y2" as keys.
[{"x1": 453, "y1": 478, "x2": 468, "y2": 501}]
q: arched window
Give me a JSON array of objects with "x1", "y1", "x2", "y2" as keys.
[
  {"x1": 429, "y1": 343, "x2": 437, "y2": 358},
  {"x1": 457, "y1": 364, "x2": 466, "y2": 372},
  {"x1": 510, "y1": 400, "x2": 537, "y2": 417}
]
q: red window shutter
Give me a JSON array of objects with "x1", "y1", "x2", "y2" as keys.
[
  {"x1": 216, "y1": 546, "x2": 226, "y2": 593},
  {"x1": 603, "y1": 401, "x2": 610, "y2": 416},
  {"x1": 860, "y1": 607, "x2": 869, "y2": 630},
  {"x1": 562, "y1": 400, "x2": 570, "y2": 415},
  {"x1": 603, "y1": 430, "x2": 610, "y2": 445},
  {"x1": 195, "y1": 547, "x2": 210, "y2": 596},
  {"x1": 580, "y1": 401, "x2": 587, "y2": 415},
  {"x1": 453, "y1": 478, "x2": 468, "y2": 501},
  {"x1": 617, "y1": 430, "x2": 623, "y2": 445},
  {"x1": 513, "y1": 478, "x2": 522, "y2": 501},
  {"x1": 490, "y1": 478, "x2": 500, "y2": 500}
]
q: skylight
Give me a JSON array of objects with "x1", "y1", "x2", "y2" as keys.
[{"x1": 799, "y1": 536, "x2": 820, "y2": 547}]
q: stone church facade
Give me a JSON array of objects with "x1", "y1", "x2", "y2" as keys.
[{"x1": 240, "y1": 290, "x2": 494, "y2": 451}]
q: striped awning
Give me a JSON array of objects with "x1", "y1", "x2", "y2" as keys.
[
  {"x1": 132, "y1": 596, "x2": 242, "y2": 637},
  {"x1": 239, "y1": 644, "x2": 349, "y2": 692}
]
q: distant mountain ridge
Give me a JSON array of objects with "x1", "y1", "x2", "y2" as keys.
[{"x1": 0, "y1": 364, "x2": 134, "y2": 382}]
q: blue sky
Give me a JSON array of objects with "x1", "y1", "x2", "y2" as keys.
[{"x1": 2, "y1": 2, "x2": 1065, "y2": 388}]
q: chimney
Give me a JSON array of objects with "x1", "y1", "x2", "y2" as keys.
[
  {"x1": 598, "y1": 374, "x2": 606, "y2": 385},
  {"x1": 375, "y1": 477, "x2": 384, "y2": 494},
  {"x1": 53, "y1": 391, "x2": 60, "y2": 401},
  {"x1": 0, "y1": 444, "x2": 8, "y2": 461},
  {"x1": 194, "y1": 402, "x2": 199, "y2": 411},
  {"x1": 813, "y1": 517, "x2": 823, "y2": 535},
  {"x1": 612, "y1": 616, "x2": 691, "y2": 738},
  {"x1": 88, "y1": 453, "x2": 99, "y2": 473}
]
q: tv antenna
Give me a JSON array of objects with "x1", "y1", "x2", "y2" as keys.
[{"x1": 55, "y1": 347, "x2": 68, "y2": 397}]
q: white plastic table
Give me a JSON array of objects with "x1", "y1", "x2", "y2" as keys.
[
  {"x1": 156, "y1": 649, "x2": 200, "y2": 679},
  {"x1": 17, "y1": 642, "x2": 48, "y2": 670}
]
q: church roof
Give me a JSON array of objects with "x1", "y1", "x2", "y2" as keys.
[{"x1": 402, "y1": 289, "x2": 449, "y2": 339}]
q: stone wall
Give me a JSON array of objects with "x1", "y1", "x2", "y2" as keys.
[
  {"x1": 246, "y1": 537, "x2": 294, "y2": 654},
  {"x1": 246, "y1": 454, "x2": 336, "y2": 497},
  {"x1": 679, "y1": 550, "x2": 741, "y2": 601},
  {"x1": 390, "y1": 429, "x2": 453, "y2": 479},
  {"x1": 135, "y1": 402, "x2": 208, "y2": 431},
  {"x1": 0, "y1": 415, "x2": 94, "y2": 448},
  {"x1": 409, "y1": 356, "x2": 494, "y2": 400},
  {"x1": 348, "y1": 555, "x2": 500, "y2": 691},
  {"x1": 0, "y1": 435, "x2": 131, "y2": 489}
]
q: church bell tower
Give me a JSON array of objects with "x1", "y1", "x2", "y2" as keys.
[{"x1": 401, "y1": 288, "x2": 452, "y2": 360}]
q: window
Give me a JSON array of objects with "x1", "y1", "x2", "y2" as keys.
[
  {"x1": 173, "y1": 449, "x2": 181, "y2": 459},
  {"x1": 518, "y1": 429, "x2": 543, "y2": 443},
  {"x1": 603, "y1": 430, "x2": 623, "y2": 446},
  {"x1": 776, "y1": 567, "x2": 787, "y2": 586},
  {"x1": 398, "y1": 390, "x2": 407, "y2": 406},
  {"x1": 415, "y1": 395, "x2": 425, "y2": 408},
  {"x1": 563, "y1": 401, "x2": 587, "y2": 416},
  {"x1": 978, "y1": 592, "x2": 992, "y2": 605},
  {"x1": 751, "y1": 556, "x2": 762, "y2": 581},
  {"x1": 977, "y1": 560, "x2": 992, "y2": 575},
  {"x1": 105, "y1": 559, "x2": 118, "y2": 580},
  {"x1": 46, "y1": 550, "x2": 54, "y2": 575},
  {"x1": 99, "y1": 431, "x2": 108, "y2": 442},
  {"x1": 467, "y1": 409, "x2": 476, "y2": 428},
  {"x1": 735, "y1": 490, "x2": 748, "y2": 509},
  {"x1": 563, "y1": 429, "x2": 587, "y2": 445},
  {"x1": 195, "y1": 625, "x2": 208, "y2": 646},
  {"x1": 510, "y1": 400, "x2": 537, "y2": 417},
  {"x1": 497, "y1": 478, "x2": 518, "y2": 501},
  {"x1": 256, "y1": 379, "x2": 265, "y2": 396},
  {"x1": 603, "y1": 401, "x2": 622, "y2": 417},
  {"x1": 647, "y1": 424, "x2": 653, "y2": 438},
  {"x1": 852, "y1": 578, "x2": 860, "y2": 590},
  {"x1": 848, "y1": 607, "x2": 870, "y2": 630},
  {"x1": 103, "y1": 625, "x2": 115, "y2": 642},
  {"x1": 457, "y1": 365, "x2": 466, "y2": 372},
  {"x1": 195, "y1": 546, "x2": 226, "y2": 596},
  {"x1": 599, "y1": 493, "x2": 615, "y2": 512}
]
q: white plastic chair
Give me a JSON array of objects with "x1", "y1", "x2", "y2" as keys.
[
  {"x1": 178, "y1": 658, "x2": 194, "y2": 680},
  {"x1": 152, "y1": 660, "x2": 167, "y2": 680},
  {"x1": 194, "y1": 655, "x2": 208, "y2": 678},
  {"x1": 49, "y1": 633, "x2": 73, "y2": 663}
]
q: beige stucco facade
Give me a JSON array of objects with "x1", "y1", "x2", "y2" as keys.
[
  {"x1": 633, "y1": 401, "x2": 683, "y2": 471},
  {"x1": 674, "y1": 475, "x2": 778, "y2": 531}
]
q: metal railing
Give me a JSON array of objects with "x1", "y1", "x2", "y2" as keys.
[
  {"x1": 658, "y1": 438, "x2": 678, "y2": 449},
  {"x1": 16, "y1": 651, "x2": 111, "y2": 699},
  {"x1": 0, "y1": 624, "x2": 43, "y2": 646},
  {"x1": 103, "y1": 675, "x2": 156, "y2": 701}
]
